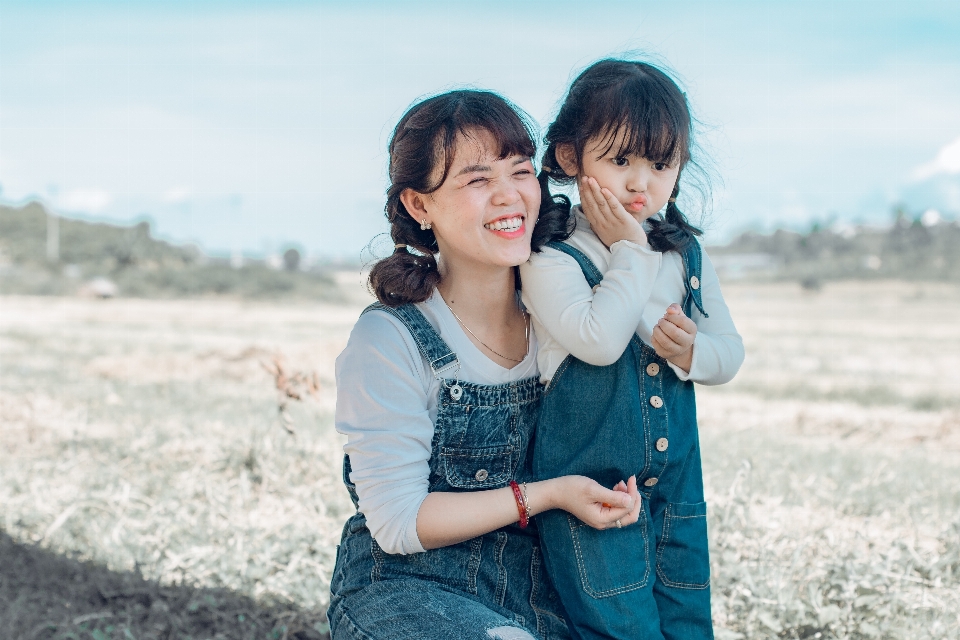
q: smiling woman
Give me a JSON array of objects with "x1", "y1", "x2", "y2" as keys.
[{"x1": 327, "y1": 90, "x2": 643, "y2": 639}]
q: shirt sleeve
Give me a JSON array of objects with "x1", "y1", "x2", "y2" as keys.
[
  {"x1": 667, "y1": 250, "x2": 745, "y2": 385},
  {"x1": 334, "y1": 311, "x2": 434, "y2": 555},
  {"x1": 521, "y1": 240, "x2": 662, "y2": 366}
]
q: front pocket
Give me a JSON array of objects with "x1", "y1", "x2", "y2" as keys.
[
  {"x1": 568, "y1": 509, "x2": 650, "y2": 598},
  {"x1": 440, "y1": 444, "x2": 514, "y2": 489},
  {"x1": 656, "y1": 501, "x2": 710, "y2": 589}
]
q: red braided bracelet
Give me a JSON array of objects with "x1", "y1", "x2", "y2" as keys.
[{"x1": 509, "y1": 480, "x2": 528, "y2": 528}]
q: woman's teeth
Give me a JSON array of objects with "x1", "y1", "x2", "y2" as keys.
[{"x1": 485, "y1": 217, "x2": 523, "y2": 232}]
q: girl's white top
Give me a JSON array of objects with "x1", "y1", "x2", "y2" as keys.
[
  {"x1": 335, "y1": 289, "x2": 539, "y2": 555},
  {"x1": 520, "y1": 206, "x2": 744, "y2": 385}
]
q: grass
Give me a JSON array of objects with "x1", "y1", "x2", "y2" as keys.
[{"x1": 1, "y1": 278, "x2": 959, "y2": 639}]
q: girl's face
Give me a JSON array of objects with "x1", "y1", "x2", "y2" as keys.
[
  {"x1": 558, "y1": 130, "x2": 682, "y2": 222},
  {"x1": 403, "y1": 128, "x2": 540, "y2": 272}
]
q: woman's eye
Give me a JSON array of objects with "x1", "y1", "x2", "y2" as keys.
[
  {"x1": 612, "y1": 157, "x2": 629, "y2": 167},
  {"x1": 514, "y1": 169, "x2": 533, "y2": 177},
  {"x1": 468, "y1": 177, "x2": 488, "y2": 185}
]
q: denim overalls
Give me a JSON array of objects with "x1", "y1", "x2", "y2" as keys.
[
  {"x1": 328, "y1": 303, "x2": 571, "y2": 640},
  {"x1": 533, "y1": 240, "x2": 713, "y2": 640}
]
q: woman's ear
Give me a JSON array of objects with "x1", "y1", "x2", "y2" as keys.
[
  {"x1": 400, "y1": 189, "x2": 430, "y2": 227},
  {"x1": 555, "y1": 143, "x2": 579, "y2": 177}
]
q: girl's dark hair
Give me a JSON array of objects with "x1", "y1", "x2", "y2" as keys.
[
  {"x1": 538, "y1": 59, "x2": 704, "y2": 253},
  {"x1": 368, "y1": 90, "x2": 538, "y2": 306}
]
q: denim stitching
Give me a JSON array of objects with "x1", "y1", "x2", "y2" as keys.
[
  {"x1": 567, "y1": 513, "x2": 650, "y2": 598},
  {"x1": 494, "y1": 532, "x2": 508, "y2": 606},
  {"x1": 655, "y1": 504, "x2": 710, "y2": 590}
]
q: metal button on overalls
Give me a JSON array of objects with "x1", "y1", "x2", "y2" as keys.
[{"x1": 474, "y1": 469, "x2": 488, "y2": 482}]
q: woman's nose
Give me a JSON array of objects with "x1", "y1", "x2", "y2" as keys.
[{"x1": 491, "y1": 181, "x2": 521, "y2": 205}]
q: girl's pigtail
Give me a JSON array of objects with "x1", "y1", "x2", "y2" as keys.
[
  {"x1": 530, "y1": 150, "x2": 574, "y2": 252},
  {"x1": 646, "y1": 177, "x2": 703, "y2": 253}
]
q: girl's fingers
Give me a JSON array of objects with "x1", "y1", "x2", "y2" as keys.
[{"x1": 658, "y1": 318, "x2": 690, "y2": 344}]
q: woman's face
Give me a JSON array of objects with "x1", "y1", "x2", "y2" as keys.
[{"x1": 406, "y1": 128, "x2": 540, "y2": 271}]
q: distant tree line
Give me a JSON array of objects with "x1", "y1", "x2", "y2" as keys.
[
  {"x1": 0, "y1": 202, "x2": 339, "y2": 299},
  {"x1": 709, "y1": 208, "x2": 960, "y2": 284}
]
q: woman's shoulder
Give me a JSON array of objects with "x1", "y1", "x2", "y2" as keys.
[{"x1": 338, "y1": 304, "x2": 432, "y2": 383}]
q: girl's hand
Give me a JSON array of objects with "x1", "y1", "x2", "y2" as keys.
[
  {"x1": 580, "y1": 176, "x2": 648, "y2": 249},
  {"x1": 548, "y1": 474, "x2": 642, "y2": 530},
  {"x1": 652, "y1": 303, "x2": 697, "y2": 372}
]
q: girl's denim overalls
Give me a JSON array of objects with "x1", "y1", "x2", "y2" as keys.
[
  {"x1": 533, "y1": 240, "x2": 713, "y2": 640},
  {"x1": 328, "y1": 303, "x2": 571, "y2": 640}
]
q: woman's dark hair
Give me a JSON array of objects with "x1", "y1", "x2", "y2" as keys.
[
  {"x1": 538, "y1": 59, "x2": 704, "y2": 253},
  {"x1": 368, "y1": 90, "x2": 538, "y2": 306}
]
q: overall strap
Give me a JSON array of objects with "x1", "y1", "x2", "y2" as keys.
[
  {"x1": 679, "y1": 240, "x2": 709, "y2": 318},
  {"x1": 546, "y1": 241, "x2": 604, "y2": 289},
  {"x1": 361, "y1": 302, "x2": 460, "y2": 379}
]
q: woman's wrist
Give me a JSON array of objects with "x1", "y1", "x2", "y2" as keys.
[{"x1": 524, "y1": 479, "x2": 559, "y2": 516}]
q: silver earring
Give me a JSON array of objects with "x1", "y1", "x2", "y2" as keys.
[{"x1": 420, "y1": 219, "x2": 432, "y2": 230}]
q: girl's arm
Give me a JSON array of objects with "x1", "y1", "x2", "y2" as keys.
[
  {"x1": 663, "y1": 251, "x2": 744, "y2": 385},
  {"x1": 520, "y1": 234, "x2": 661, "y2": 366},
  {"x1": 336, "y1": 312, "x2": 640, "y2": 555}
]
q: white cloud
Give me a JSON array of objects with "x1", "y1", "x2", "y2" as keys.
[
  {"x1": 163, "y1": 187, "x2": 192, "y2": 204},
  {"x1": 57, "y1": 188, "x2": 112, "y2": 213},
  {"x1": 912, "y1": 135, "x2": 960, "y2": 180}
]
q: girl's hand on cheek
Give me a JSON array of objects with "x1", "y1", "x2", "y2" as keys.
[
  {"x1": 652, "y1": 303, "x2": 696, "y2": 372},
  {"x1": 579, "y1": 177, "x2": 647, "y2": 249}
]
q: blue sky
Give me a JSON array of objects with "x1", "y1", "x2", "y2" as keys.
[{"x1": 1, "y1": 0, "x2": 959, "y2": 259}]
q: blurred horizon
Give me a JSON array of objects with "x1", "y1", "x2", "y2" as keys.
[{"x1": 1, "y1": 0, "x2": 959, "y2": 259}]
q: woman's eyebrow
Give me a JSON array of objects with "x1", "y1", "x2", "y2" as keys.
[{"x1": 456, "y1": 164, "x2": 490, "y2": 176}]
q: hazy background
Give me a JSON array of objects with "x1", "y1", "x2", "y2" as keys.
[{"x1": 2, "y1": 0, "x2": 959, "y2": 261}]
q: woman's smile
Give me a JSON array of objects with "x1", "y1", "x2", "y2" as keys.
[{"x1": 484, "y1": 214, "x2": 526, "y2": 237}]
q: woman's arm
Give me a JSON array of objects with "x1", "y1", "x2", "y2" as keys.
[
  {"x1": 520, "y1": 238, "x2": 661, "y2": 366},
  {"x1": 417, "y1": 475, "x2": 640, "y2": 550},
  {"x1": 337, "y1": 312, "x2": 640, "y2": 555}
]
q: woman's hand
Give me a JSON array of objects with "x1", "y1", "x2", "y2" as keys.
[
  {"x1": 541, "y1": 474, "x2": 642, "y2": 530},
  {"x1": 580, "y1": 176, "x2": 648, "y2": 249},
  {"x1": 652, "y1": 303, "x2": 697, "y2": 372}
]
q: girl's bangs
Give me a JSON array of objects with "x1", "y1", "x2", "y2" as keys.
[{"x1": 584, "y1": 77, "x2": 690, "y2": 167}]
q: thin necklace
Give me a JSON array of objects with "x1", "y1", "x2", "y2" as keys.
[{"x1": 444, "y1": 300, "x2": 529, "y2": 364}]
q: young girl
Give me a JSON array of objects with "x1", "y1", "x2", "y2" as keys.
[{"x1": 520, "y1": 60, "x2": 745, "y2": 639}]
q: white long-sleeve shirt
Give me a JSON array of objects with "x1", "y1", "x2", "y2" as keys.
[
  {"x1": 520, "y1": 207, "x2": 744, "y2": 385},
  {"x1": 334, "y1": 289, "x2": 539, "y2": 555}
]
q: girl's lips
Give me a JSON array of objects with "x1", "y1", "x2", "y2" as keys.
[{"x1": 626, "y1": 197, "x2": 647, "y2": 212}]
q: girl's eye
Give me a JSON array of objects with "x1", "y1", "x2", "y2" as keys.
[
  {"x1": 612, "y1": 157, "x2": 629, "y2": 167},
  {"x1": 653, "y1": 162, "x2": 669, "y2": 171}
]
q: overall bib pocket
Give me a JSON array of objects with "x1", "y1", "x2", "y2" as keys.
[
  {"x1": 441, "y1": 444, "x2": 514, "y2": 489},
  {"x1": 567, "y1": 508, "x2": 650, "y2": 599},
  {"x1": 655, "y1": 501, "x2": 710, "y2": 589}
]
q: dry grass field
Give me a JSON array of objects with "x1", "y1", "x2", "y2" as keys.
[{"x1": 1, "y1": 278, "x2": 958, "y2": 639}]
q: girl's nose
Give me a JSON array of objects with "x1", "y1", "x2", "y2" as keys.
[
  {"x1": 627, "y1": 169, "x2": 649, "y2": 193},
  {"x1": 627, "y1": 165, "x2": 650, "y2": 192}
]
